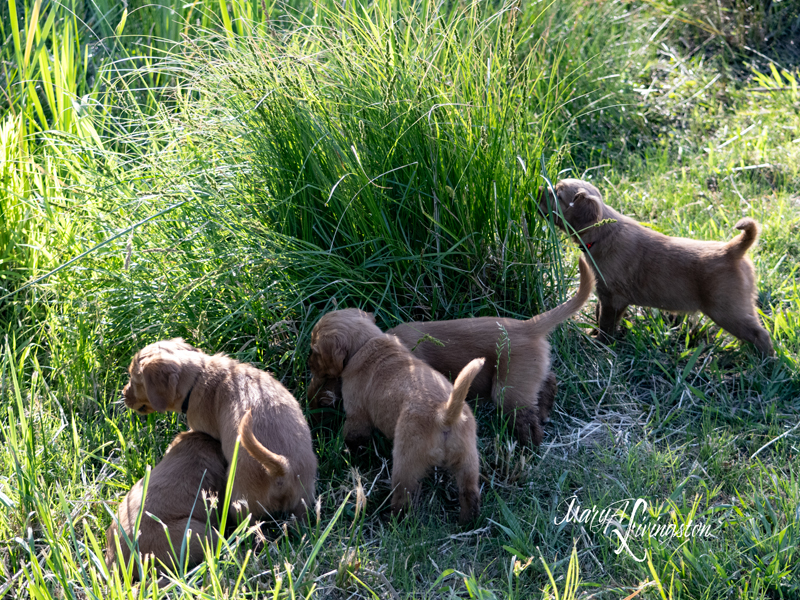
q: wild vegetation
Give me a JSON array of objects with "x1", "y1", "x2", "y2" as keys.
[{"x1": 1, "y1": 0, "x2": 799, "y2": 597}]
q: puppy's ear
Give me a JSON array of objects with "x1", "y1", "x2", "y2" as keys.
[
  {"x1": 366, "y1": 312, "x2": 376, "y2": 323},
  {"x1": 140, "y1": 358, "x2": 179, "y2": 412},
  {"x1": 316, "y1": 332, "x2": 348, "y2": 375},
  {"x1": 571, "y1": 191, "x2": 601, "y2": 230},
  {"x1": 168, "y1": 337, "x2": 197, "y2": 352}
]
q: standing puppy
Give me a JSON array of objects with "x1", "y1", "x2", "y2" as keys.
[
  {"x1": 105, "y1": 431, "x2": 227, "y2": 577},
  {"x1": 309, "y1": 309, "x2": 485, "y2": 525},
  {"x1": 539, "y1": 178, "x2": 773, "y2": 355},
  {"x1": 122, "y1": 339, "x2": 317, "y2": 520},
  {"x1": 386, "y1": 256, "x2": 594, "y2": 445}
]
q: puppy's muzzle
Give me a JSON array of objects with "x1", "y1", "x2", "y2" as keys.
[{"x1": 121, "y1": 382, "x2": 152, "y2": 415}]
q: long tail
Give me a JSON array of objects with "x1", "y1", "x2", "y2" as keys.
[
  {"x1": 442, "y1": 357, "x2": 485, "y2": 427},
  {"x1": 724, "y1": 218, "x2": 760, "y2": 259},
  {"x1": 238, "y1": 410, "x2": 289, "y2": 478},
  {"x1": 525, "y1": 255, "x2": 595, "y2": 336}
]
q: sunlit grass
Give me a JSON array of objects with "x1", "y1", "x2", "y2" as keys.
[{"x1": 1, "y1": 0, "x2": 799, "y2": 597}]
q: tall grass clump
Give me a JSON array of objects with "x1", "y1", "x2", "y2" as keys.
[
  {"x1": 0, "y1": 0, "x2": 106, "y2": 295},
  {"x1": 60, "y1": 0, "x2": 619, "y2": 379}
]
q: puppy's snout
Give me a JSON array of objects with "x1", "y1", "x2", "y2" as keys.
[{"x1": 121, "y1": 382, "x2": 132, "y2": 405}]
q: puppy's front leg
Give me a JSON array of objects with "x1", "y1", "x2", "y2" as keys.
[
  {"x1": 342, "y1": 412, "x2": 372, "y2": 452},
  {"x1": 596, "y1": 296, "x2": 628, "y2": 341}
]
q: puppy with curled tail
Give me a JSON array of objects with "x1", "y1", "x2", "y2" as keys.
[
  {"x1": 724, "y1": 218, "x2": 759, "y2": 259},
  {"x1": 238, "y1": 410, "x2": 289, "y2": 478},
  {"x1": 539, "y1": 178, "x2": 773, "y2": 355},
  {"x1": 309, "y1": 308, "x2": 485, "y2": 525},
  {"x1": 122, "y1": 339, "x2": 317, "y2": 522},
  {"x1": 442, "y1": 357, "x2": 485, "y2": 428},
  {"x1": 387, "y1": 255, "x2": 595, "y2": 446}
]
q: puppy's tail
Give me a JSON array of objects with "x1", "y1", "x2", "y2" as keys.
[
  {"x1": 238, "y1": 410, "x2": 290, "y2": 478},
  {"x1": 724, "y1": 218, "x2": 760, "y2": 259},
  {"x1": 442, "y1": 357, "x2": 485, "y2": 427},
  {"x1": 526, "y1": 255, "x2": 595, "y2": 336}
]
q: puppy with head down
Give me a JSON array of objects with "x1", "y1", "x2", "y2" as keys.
[
  {"x1": 309, "y1": 259, "x2": 593, "y2": 445},
  {"x1": 105, "y1": 430, "x2": 226, "y2": 577},
  {"x1": 385, "y1": 255, "x2": 594, "y2": 445},
  {"x1": 122, "y1": 339, "x2": 317, "y2": 521},
  {"x1": 310, "y1": 355, "x2": 558, "y2": 440},
  {"x1": 539, "y1": 178, "x2": 773, "y2": 355},
  {"x1": 309, "y1": 309, "x2": 485, "y2": 524}
]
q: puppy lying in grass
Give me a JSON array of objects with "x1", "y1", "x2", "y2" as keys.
[
  {"x1": 387, "y1": 255, "x2": 595, "y2": 445},
  {"x1": 105, "y1": 430, "x2": 226, "y2": 577},
  {"x1": 122, "y1": 338, "x2": 317, "y2": 521},
  {"x1": 309, "y1": 309, "x2": 485, "y2": 524},
  {"x1": 539, "y1": 178, "x2": 773, "y2": 355}
]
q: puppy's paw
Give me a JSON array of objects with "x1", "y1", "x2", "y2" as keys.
[
  {"x1": 591, "y1": 328, "x2": 618, "y2": 344},
  {"x1": 458, "y1": 489, "x2": 480, "y2": 526},
  {"x1": 513, "y1": 408, "x2": 543, "y2": 446},
  {"x1": 344, "y1": 434, "x2": 370, "y2": 454},
  {"x1": 390, "y1": 490, "x2": 412, "y2": 521}
]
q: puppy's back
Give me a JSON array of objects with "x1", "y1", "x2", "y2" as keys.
[
  {"x1": 226, "y1": 360, "x2": 318, "y2": 511},
  {"x1": 343, "y1": 335, "x2": 457, "y2": 437},
  {"x1": 106, "y1": 431, "x2": 227, "y2": 572}
]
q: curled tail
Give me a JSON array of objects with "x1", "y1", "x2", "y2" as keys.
[
  {"x1": 238, "y1": 410, "x2": 290, "y2": 478},
  {"x1": 526, "y1": 255, "x2": 595, "y2": 336},
  {"x1": 442, "y1": 357, "x2": 485, "y2": 427},
  {"x1": 724, "y1": 218, "x2": 760, "y2": 259}
]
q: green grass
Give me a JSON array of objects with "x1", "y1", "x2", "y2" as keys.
[{"x1": 1, "y1": 0, "x2": 800, "y2": 597}]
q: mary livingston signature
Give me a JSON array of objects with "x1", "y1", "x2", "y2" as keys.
[{"x1": 553, "y1": 495, "x2": 716, "y2": 562}]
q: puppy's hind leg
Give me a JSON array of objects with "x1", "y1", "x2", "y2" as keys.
[
  {"x1": 537, "y1": 371, "x2": 558, "y2": 425},
  {"x1": 493, "y1": 374, "x2": 544, "y2": 446},
  {"x1": 706, "y1": 307, "x2": 774, "y2": 356},
  {"x1": 291, "y1": 492, "x2": 315, "y2": 524},
  {"x1": 390, "y1": 426, "x2": 431, "y2": 520},
  {"x1": 451, "y1": 444, "x2": 480, "y2": 525}
]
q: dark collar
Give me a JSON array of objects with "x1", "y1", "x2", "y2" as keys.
[
  {"x1": 181, "y1": 377, "x2": 198, "y2": 414},
  {"x1": 584, "y1": 240, "x2": 595, "y2": 251}
]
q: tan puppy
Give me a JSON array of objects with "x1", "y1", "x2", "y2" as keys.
[
  {"x1": 385, "y1": 256, "x2": 594, "y2": 445},
  {"x1": 122, "y1": 339, "x2": 317, "y2": 520},
  {"x1": 309, "y1": 309, "x2": 485, "y2": 524},
  {"x1": 539, "y1": 178, "x2": 773, "y2": 355},
  {"x1": 105, "y1": 431, "x2": 226, "y2": 577},
  {"x1": 308, "y1": 358, "x2": 558, "y2": 433}
]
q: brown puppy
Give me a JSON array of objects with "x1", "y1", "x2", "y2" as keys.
[
  {"x1": 105, "y1": 431, "x2": 226, "y2": 577},
  {"x1": 539, "y1": 178, "x2": 773, "y2": 355},
  {"x1": 309, "y1": 309, "x2": 485, "y2": 524},
  {"x1": 309, "y1": 357, "x2": 558, "y2": 432},
  {"x1": 386, "y1": 255, "x2": 594, "y2": 445},
  {"x1": 122, "y1": 339, "x2": 317, "y2": 520}
]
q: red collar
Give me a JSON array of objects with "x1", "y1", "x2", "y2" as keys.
[{"x1": 585, "y1": 241, "x2": 594, "y2": 251}]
